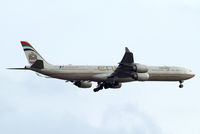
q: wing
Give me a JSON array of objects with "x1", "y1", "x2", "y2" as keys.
[{"x1": 108, "y1": 47, "x2": 134, "y2": 78}]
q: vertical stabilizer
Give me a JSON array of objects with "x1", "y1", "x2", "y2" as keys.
[{"x1": 21, "y1": 41, "x2": 51, "y2": 67}]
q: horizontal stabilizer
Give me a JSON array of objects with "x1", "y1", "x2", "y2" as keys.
[{"x1": 7, "y1": 68, "x2": 30, "y2": 70}]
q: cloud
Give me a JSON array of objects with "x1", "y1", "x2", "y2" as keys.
[
  {"x1": 0, "y1": 73, "x2": 161, "y2": 134},
  {"x1": 100, "y1": 104, "x2": 162, "y2": 134},
  {"x1": 0, "y1": 93, "x2": 162, "y2": 134}
]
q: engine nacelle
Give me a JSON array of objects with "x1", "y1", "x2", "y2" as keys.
[
  {"x1": 137, "y1": 73, "x2": 149, "y2": 81},
  {"x1": 74, "y1": 81, "x2": 92, "y2": 88},
  {"x1": 133, "y1": 63, "x2": 148, "y2": 73}
]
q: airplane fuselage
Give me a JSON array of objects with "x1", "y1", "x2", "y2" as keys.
[
  {"x1": 10, "y1": 41, "x2": 195, "y2": 92},
  {"x1": 33, "y1": 64, "x2": 194, "y2": 83}
]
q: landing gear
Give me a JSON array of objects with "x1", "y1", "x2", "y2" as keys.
[
  {"x1": 93, "y1": 81, "x2": 119, "y2": 92},
  {"x1": 93, "y1": 87, "x2": 103, "y2": 92},
  {"x1": 93, "y1": 82, "x2": 104, "y2": 92},
  {"x1": 179, "y1": 80, "x2": 184, "y2": 88},
  {"x1": 179, "y1": 84, "x2": 183, "y2": 88}
]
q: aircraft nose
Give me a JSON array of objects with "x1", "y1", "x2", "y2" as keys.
[
  {"x1": 190, "y1": 73, "x2": 195, "y2": 78},
  {"x1": 187, "y1": 71, "x2": 195, "y2": 78}
]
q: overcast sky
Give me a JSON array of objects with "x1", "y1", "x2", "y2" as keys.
[{"x1": 0, "y1": 0, "x2": 200, "y2": 134}]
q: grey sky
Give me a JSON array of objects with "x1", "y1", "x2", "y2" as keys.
[{"x1": 0, "y1": 0, "x2": 200, "y2": 134}]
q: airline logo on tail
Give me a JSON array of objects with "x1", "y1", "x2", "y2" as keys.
[
  {"x1": 28, "y1": 52, "x2": 37, "y2": 64},
  {"x1": 21, "y1": 41, "x2": 38, "y2": 65}
]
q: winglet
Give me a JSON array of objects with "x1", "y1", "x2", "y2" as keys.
[{"x1": 125, "y1": 47, "x2": 130, "y2": 53}]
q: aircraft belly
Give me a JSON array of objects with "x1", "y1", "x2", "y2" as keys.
[
  {"x1": 41, "y1": 69, "x2": 135, "y2": 82},
  {"x1": 52, "y1": 73, "x2": 96, "y2": 81},
  {"x1": 148, "y1": 73, "x2": 188, "y2": 81},
  {"x1": 37, "y1": 68, "x2": 191, "y2": 82}
]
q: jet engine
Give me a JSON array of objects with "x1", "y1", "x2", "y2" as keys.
[
  {"x1": 132, "y1": 73, "x2": 149, "y2": 81},
  {"x1": 74, "y1": 81, "x2": 92, "y2": 88},
  {"x1": 132, "y1": 63, "x2": 148, "y2": 73}
]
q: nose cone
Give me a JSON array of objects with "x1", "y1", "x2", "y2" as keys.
[
  {"x1": 187, "y1": 71, "x2": 195, "y2": 79},
  {"x1": 189, "y1": 72, "x2": 195, "y2": 78}
]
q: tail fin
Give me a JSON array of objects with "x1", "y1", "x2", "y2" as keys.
[{"x1": 21, "y1": 41, "x2": 51, "y2": 67}]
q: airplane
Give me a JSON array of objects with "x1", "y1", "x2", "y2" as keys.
[{"x1": 8, "y1": 41, "x2": 195, "y2": 92}]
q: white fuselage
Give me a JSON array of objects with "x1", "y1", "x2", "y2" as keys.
[
  {"x1": 33, "y1": 64, "x2": 195, "y2": 83},
  {"x1": 12, "y1": 41, "x2": 194, "y2": 91}
]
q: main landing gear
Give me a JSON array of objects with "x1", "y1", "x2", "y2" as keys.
[
  {"x1": 179, "y1": 80, "x2": 184, "y2": 88},
  {"x1": 93, "y1": 81, "x2": 119, "y2": 92},
  {"x1": 93, "y1": 82, "x2": 104, "y2": 92}
]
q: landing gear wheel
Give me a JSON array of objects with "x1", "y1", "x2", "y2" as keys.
[
  {"x1": 93, "y1": 83, "x2": 104, "y2": 92},
  {"x1": 93, "y1": 88, "x2": 100, "y2": 92},
  {"x1": 179, "y1": 84, "x2": 183, "y2": 88},
  {"x1": 179, "y1": 81, "x2": 184, "y2": 88}
]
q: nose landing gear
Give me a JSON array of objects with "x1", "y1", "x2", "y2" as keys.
[{"x1": 179, "y1": 80, "x2": 184, "y2": 88}]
